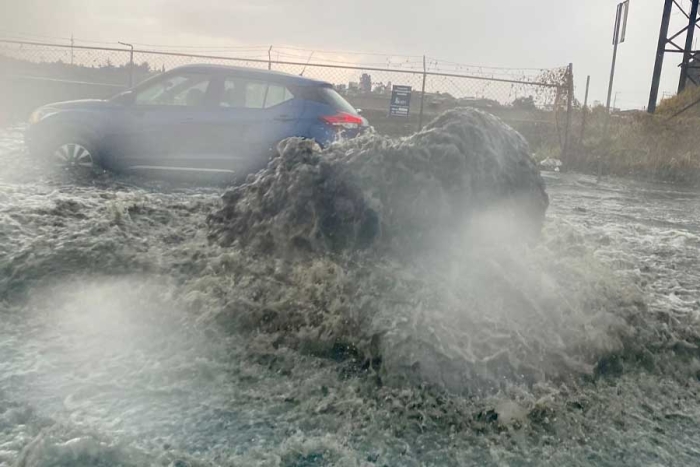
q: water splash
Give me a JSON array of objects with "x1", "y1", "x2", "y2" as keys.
[{"x1": 204, "y1": 108, "x2": 643, "y2": 394}]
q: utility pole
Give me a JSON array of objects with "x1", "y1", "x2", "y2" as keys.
[
  {"x1": 580, "y1": 75, "x2": 591, "y2": 143},
  {"x1": 599, "y1": 2, "x2": 629, "y2": 184},
  {"x1": 563, "y1": 63, "x2": 574, "y2": 162},
  {"x1": 606, "y1": 1, "x2": 629, "y2": 115},
  {"x1": 648, "y1": 0, "x2": 700, "y2": 113},
  {"x1": 679, "y1": 0, "x2": 700, "y2": 92},
  {"x1": 648, "y1": 0, "x2": 673, "y2": 113},
  {"x1": 70, "y1": 34, "x2": 74, "y2": 66}
]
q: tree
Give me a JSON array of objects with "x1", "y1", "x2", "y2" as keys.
[{"x1": 512, "y1": 96, "x2": 537, "y2": 110}]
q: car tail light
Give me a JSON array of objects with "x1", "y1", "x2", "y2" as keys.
[{"x1": 319, "y1": 112, "x2": 364, "y2": 130}]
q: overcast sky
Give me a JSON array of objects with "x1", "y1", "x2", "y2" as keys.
[{"x1": 0, "y1": 0, "x2": 695, "y2": 109}]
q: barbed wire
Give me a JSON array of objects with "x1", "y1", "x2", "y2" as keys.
[
  {"x1": 0, "y1": 38, "x2": 569, "y2": 109},
  {"x1": 0, "y1": 33, "x2": 563, "y2": 76}
]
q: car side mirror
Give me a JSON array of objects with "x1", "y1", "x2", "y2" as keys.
[{"x1": 112, "y1": 90, "x2": 135, "y2": 106}]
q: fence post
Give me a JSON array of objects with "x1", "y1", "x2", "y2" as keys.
[
  {"x1": 563, "y1": 63, "x2": 574, "y2": 162},
  {"x1": 268, "y1": 46, "x2": 273, "y2": 70},
  {"x1": 118, "y1": 41, "x2": 134, "y2": 87},
  {"x1": 129, "y1": 48, "x2": 134, "y2": 87},
  {"x1": 418, "y1": 55, "x2": 427, "y2": 132},
  {"x1": 580, "y1": 75, "x2": 591, "y2": 144}
]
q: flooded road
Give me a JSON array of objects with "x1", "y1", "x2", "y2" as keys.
[{"x1": 1, "y1": 124, "x2": 700, "y2": 466}]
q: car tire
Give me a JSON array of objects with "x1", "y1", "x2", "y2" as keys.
[{"x1": 45, "y1": 134, "x2": 104, "y2": 175}]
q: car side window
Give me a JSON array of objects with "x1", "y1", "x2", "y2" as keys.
[
  {"x1": 135, "y1": 73, "x2": 212, "y2": 107},
  {"x1": 245, "y1": 81, "x2": 267, "y2": 109},
  {"x1": 265, "y1": 84, "x2": 295, "y2": 108},
  {"x1": 220, "y1": 79, "x2": 241, "y2": 108},
  {"x1": 219, "y1": 77, "x2": 294, "y2": 109}
]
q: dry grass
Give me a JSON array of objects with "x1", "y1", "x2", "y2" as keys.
[
  {"x1": 656, "y1": 85, "x2": 700, "y2": 118},
  {"x1": 522, "y1": 89, "x2": 700, "y2": 183},
  {"x1": 367, "y1": 91, "x2": 700, "y2": 183},
  {"x1": 566, "y1": 110, "x2": 700, "y2": 182}
]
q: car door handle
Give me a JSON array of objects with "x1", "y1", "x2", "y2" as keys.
[{"x1": 274, "y1": 115, "x2": 295, "y2": 122}]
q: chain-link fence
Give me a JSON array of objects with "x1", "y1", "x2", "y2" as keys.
[{"x1": 0, "y1": 39, "x2": 574, "y2": 156}]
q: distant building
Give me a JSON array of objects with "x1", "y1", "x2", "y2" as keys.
[{"x1": 360, "y1": 73, "x2": 372, "y2": 94}]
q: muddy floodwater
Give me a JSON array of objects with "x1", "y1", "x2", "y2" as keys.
[{"x1": 1, "y1": 123, "x2": 700, "y2": 467}]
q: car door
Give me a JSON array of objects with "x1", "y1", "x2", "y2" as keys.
[
  {"x1": 111, "y1": 70, "x2": 225, "y2": 175},
  {"x1": 207, "y1": 75, "x2": 305, "y2": 176}
]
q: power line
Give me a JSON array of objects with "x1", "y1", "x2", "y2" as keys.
[
  {"x1": 425, "y1": 56, "x2": 556, "y2": 72},
  {"x1": 0, "y1": 31, "x2": 549, "y2": 73},
  {"x1": 0, "y1": 29, "x2": 72, "y2": 42},
  {"x1": 271, "y1": 44, "x2": 423, "y2": 58},
  {"x1": 0, "y1": 33, "x2": 565, "y2": 80},
  {"x1": 272, "y1": 53, "x2": 424, "y2": 69},
  {"x1": 128, "y1": 42, "x2": 270, "y2": 51}
]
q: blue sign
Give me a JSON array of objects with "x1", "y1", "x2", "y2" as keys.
[{"x1": 389, "y1": 85, "x2": 412, "y2": 117}]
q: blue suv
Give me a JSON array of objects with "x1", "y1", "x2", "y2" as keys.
[{"x1": 26, "y1": 64, "x2": 369, "y2": 179}]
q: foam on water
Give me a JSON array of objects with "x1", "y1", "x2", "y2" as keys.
[
  {"x1": 204, "y1": 108, "x2": 641, "y2": 394},
  {"x1": 1, "y1": 112, "x2": 700, "y2": 465}
]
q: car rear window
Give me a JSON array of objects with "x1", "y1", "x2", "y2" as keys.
[
  {"x1": 318, "y1": 87, "x2": 358, "y2": 115},
  {"x1": 219, "y1": 78, "x2": 295, "y2": 109}
]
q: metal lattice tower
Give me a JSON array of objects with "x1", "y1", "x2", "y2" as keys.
[{"x1": 648, "y1": 0, "x2": 700, "y2": 113}]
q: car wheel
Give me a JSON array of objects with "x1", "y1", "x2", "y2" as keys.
[{"x1": 49, "y1": 138, "x2": 102, "y2": 174}]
